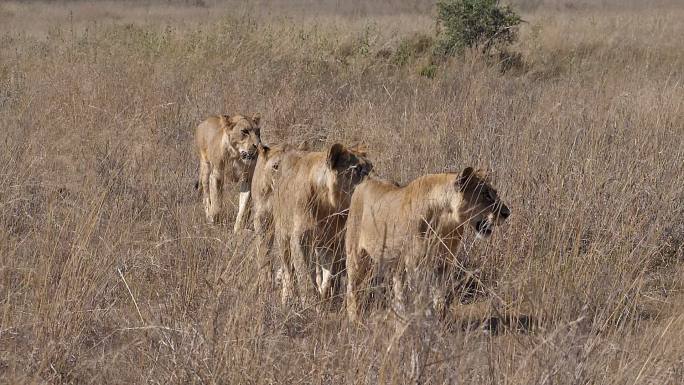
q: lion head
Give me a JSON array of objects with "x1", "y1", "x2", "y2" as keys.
[
  {"x1": 456, "y1": 167, "x2": 510, "y2": 238},
  {"x1": 325, "y1": 143, "x2": 373, "y2": 209},
  {"x1": 221, "y1": 113, "x2": 262, "y2": 163}
]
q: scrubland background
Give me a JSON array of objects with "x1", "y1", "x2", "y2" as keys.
[{"x1": 1, "y1": 0, "x2": 683, "y2": 383}]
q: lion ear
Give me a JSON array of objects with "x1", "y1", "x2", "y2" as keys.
[
  {"x1": 351, "y1": 143, "x2": 368, "y2": 157},
  {"x1": 474, "y1": 168, "x2": 489, "y2": 181},
  {"x1": 251, "y1": 113, "x2": 261, "y2": 126},
  {"x1": 354, "y1": 146, "x2": 368, "y2": 156},
  {"x1": 221, "y1": 115, "x2": 236, "y2": 130},
  {"x1": 457, "y1": 167, "x2": 475, "y2": 190},
  {"x1": 327, "y1": 143, "x2": 347, "y2": 170},
  {"x1": 258, "y1": 143, "x2": 270, "y2": 155}
]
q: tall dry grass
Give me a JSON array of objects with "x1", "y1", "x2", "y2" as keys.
[{"x1": 1, "y1": 0, "x2": 683, "y2": 383}]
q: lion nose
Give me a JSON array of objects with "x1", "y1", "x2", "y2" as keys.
[{"x1": 499, "y1": 205, "x2": 511, "y2": 219}]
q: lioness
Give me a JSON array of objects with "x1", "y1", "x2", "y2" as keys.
[
  {"x1": 345, "y1": 167, "x2": 510, "y2": 322},
  {"x1": 273, "y1": 143, "x2": 373, "y2": 305},
  {"x1": 195, "y1": 114, "x2": 262, "y2": 232},
  {"x1": 251, "y1": 141, "x2": 309, "y2": 289}
]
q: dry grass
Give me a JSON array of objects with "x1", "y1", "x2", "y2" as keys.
[{"x1": 1, "y1": 0, "x2": 683, "y2": 383}]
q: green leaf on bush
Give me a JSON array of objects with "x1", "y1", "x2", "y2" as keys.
[{"x1": 435, "y1": 0, "x2": 522, "y2": 56}]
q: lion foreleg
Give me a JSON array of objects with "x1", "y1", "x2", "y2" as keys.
[
  {"x1": 254, "y1": 207, "x2": 275, "y2": 290},
  {"x1": 314, "y1": 247, "x2": 335, "y2": 300},
  {"x1": 277, "y1": 232, "x2": 295, "y2": 305},
  {"x1": 208, "y1": 166, "x2": 223, "y2": 224},
  {"x1": 233, "y1": 180, "x2": 251, "y2": 233},
  {"x1": 290, "y1": 230, "x2": 316, "y2": 306},
  {"x1": 430, "y1": 261, "x2": 455, "y2": 320},
  {"x1": 392, "y1": 266, "x2": 407, "y2": 321},
  {"x1": 346, "y1": 248, "x2": 370, "y2": 323},
  {"x1": 199, "y1": 160, "x2": 212, "y2": 222}
]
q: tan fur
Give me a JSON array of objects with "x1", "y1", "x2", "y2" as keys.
[
  {"x1": 272, "y1": 143, "x2": 373, "y2": 305},
  {"x1": 251, "y1": 141, "x2": 308, "y2": 290},
  {"x1": 345, "y1": 167, "x2": 510, "y2": 322},
  {"x1": 195, "y1": 113, "x2": 262, "y2": 232}
]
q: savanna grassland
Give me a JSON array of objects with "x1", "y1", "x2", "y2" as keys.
[{"x1": 1, "y1": 0, "x2": 683, "y2": 383}]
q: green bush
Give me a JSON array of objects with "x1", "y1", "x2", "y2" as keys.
[{"x1": 435, "y1": 0, "x2": 522, "y2": 56}]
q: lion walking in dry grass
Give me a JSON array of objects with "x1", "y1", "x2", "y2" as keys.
[
  {"x1": 195, "y1": 113, "x2": 262, "y2": 232},
  {"x1": 271, "y1": 143, "x2": 373, "y2": 306},
  {"x1": 345, "y1": 167, "x2": 510, "y2": 322}
]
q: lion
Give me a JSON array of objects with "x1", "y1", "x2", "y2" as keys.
[
  {"x1": 272, "y1": 143, "x2": 373, "y2": 306},
  {"x1": 251, "y1": 141, "x2": 309, "y2": 290},
  {"x1": 345, "y1": 167, "x2": 510, "y2": 323},
  {"x1": 195, "y1": 113, "x2": 262, "y2": 232}
]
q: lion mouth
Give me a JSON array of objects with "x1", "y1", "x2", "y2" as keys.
[{"x1": 475, "y1": 220, "x2": 493, "y2": 239}]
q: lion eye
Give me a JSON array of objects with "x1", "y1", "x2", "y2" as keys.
[{"x1": 241, "y1": 129, "x2": 249, "y2": 136}]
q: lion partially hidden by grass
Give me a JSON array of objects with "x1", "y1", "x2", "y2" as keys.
[
  {"x1": 345, "y1": 167, "x2": 510, "y2": 322},
  {"x1": 251, "y1": 141, "x2": 308, "y2": 289},
  {"x1": 271, "y1": 143, "x2": 373, "y2": 306}
]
